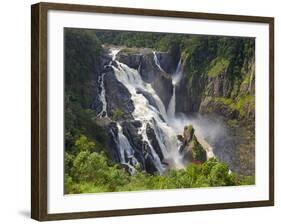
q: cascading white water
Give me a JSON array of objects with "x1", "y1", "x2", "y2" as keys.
[
  {"x1": 116, "y1": 123, "x2": 139, "y2": 174},
  {"x1": 109, "y1": 48, "x2": 121, "y2": 63},
  {"x1": 97, "y1": 73, "x2": 107, "y2": 117},
  {"x1": 167, "y1": 87, "x2": 176, "y2": 119},
  {"x1": 109, "y1": 51, "x2": 184, "y2": 171},
  {"x1": 167, "y1": 59, "x2": 183, "y2": 120},
  {"x1": 97, "y1": 48, "x2": 139, "y2": 173},
  {"x1": 117, "y1": 123, "x2": 133, "y2": 163},
  {"x1": 153, "y1": 51, "x2": 165, "y2": 73},
  {"x1": 97, "y1": 48, "x2": 121, "y2": 117}
]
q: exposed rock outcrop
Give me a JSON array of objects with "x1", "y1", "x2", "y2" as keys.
[
  {"x1": 98, "y1": 119, "x2": 162, "y2": 174},
  {"x1": 157, "y1": 44, "x2": 181, "y2": 74},
  {"x1": 92, "y1": 66, "x2": 135, "y2": 120},
  {"x1": 104, "y1": 69, "x2": 135, "y2": 119},
  {"x1": 176, "y1": 54, "x2": 255, "y2": 123},
  {"x1": 105, "y1": 122, "x2": 121, "y2": 162},
  {"x1": 199, "y1": 97, "x2": 240, "y2": 120},
  {"x1": 146, "y1": 123, "x2": 164, "y2": 161},
  {"x1": 121, "y1": 120, "x2": 160, "y2": 174},
  {"x1": 178, "y1": 125, "x2": 207, "y2": 163}
]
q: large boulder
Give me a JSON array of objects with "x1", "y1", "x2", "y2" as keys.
[{"x1": 178, "y1": 125, "x2": 207, "y2": 163}]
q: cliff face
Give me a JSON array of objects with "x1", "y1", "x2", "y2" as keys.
[
  {"x1": 199, "y1": 58, "x2": 255, "y2": 122},
  {"x1": 175, "y1": 38, "x2": 255, "y2": 126}
]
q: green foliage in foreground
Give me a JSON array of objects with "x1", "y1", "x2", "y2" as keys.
[{"x1": 65, "y1": 136, "x2": 255, "y2": 194}]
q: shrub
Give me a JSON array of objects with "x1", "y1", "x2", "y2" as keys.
[{"x1": 112, "y1": 109, "x2": 125, "y2": 121}]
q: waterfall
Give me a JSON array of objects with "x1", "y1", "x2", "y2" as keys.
[
  {"x1": 97, "y1": 48, "x2": 122, "y2": 117},
  {"x1": 97, "y1": 73, "x2": 107, "y2": 117},
  {"x1": 116, "y1": 123, "x2": 139, "y2": 174},
  {"x1": 153, "y1": 51, "x2": 165, "y2": 73},
  {"x1": 111, "y1": 59, "x2": 184, "y2": 171},
  {"x1": 167, "y1": 87, "x2": 176, "y2": 119},
  {"x1": 167, "y1": 59, "x2": 183, "y2": 119},
  {"x1": 109, "y1": 48, "x2": 121, "y2": 63},
  {"x1": 98, "y1": 48, "x2": 215, "y2": 174}
]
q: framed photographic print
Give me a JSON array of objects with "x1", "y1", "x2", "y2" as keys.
[{"x1": 31, "y1": 2, "x2": 274, "y2": 221}]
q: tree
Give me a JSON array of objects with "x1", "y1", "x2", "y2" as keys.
[{"x1": 75, "y1": 135, "x2": 96, "y2": 152}]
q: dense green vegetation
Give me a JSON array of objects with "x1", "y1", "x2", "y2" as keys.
[
  {"x1": 65, "y1": 135, "x2": 254, "y2": 194},
  {"x1": 208, "y1": 57, "x2": 230, "y2": 77},
  {"x1": 212, "y1": 94, "x2": 255, "y2": 118},
  {"x1": 64, "y1": 28, "x2": 109, "y2": 155}
]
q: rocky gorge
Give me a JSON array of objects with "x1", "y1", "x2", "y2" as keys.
[
  {"x1": 90, "y1": 42, "x2": 255, "y2": 176},
  {"x1": 64, "y1": 29, "x2": 256, "y2": 185}
]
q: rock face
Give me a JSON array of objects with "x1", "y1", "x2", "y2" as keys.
[
  {"x1": 104, "y1": 69, "x2": 135, "y2": 119},
  {"x1": 98, "y1": 118, "x2": 163, "y2": 174},
  {"x1": 105, "y1": 122, "x2": 121, "y2": 162},
  {"x1": 146, "y1": 123, "x2": 164, "y2": 161},
  {"x1": 177, "y1": 55, "x2": 255, "y2": 123},
  {"x1": 199, "y1": 97, "x2": 240, "y2": 120},
  {"x1": 176, "y1": 70, "x2": 207, "y2": 113},
  {"x1": 199, "y1": 59, "x2": 255, "y2": 123},
  {"x1": 157, "y1": 45, "x2": 181, "y2": 74},
  {"x1": 91, "y1": 53, "x2": 112, "y2": 110},
  {"x1": 92, "y1": 63, "x2": 135, "y2": 120},
  {"x1": 178, "y1": 125, "x2": 207, "y2": 163},
  {"x1": 121, "y1": 121, "x2": 160, "y2": 174}
]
